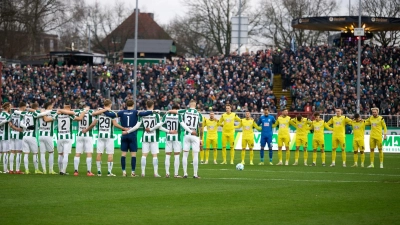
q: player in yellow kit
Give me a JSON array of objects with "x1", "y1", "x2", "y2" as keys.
[
  {"x1": 326, "y1": 108, "x2": 353, "y2": 167},
  {"x1": 235, "y1": 111, "x2": 261, "y2": 165},
  {"x1": 364, "y1": 108, "x2": 387, "y2": 168},
  {"x1": 218, "y1": 104, "x2": 241, "y2": 164},
  {"x1": 273, "y1": 109, "x2": 291, "y2": 165},
  {"x1": 202, "y1": 112, "x2": 219, "y2": 164},
  {"x1": 350, "y1": 114, "x2": 366, "y2": 167},
  {"x1": 290, "y1": 115, "x2": 312, "y2": 166},
  {"x1": 310, "y1": 112, "x2": 333, "y2": 166}
]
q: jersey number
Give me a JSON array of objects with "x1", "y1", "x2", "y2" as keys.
[
  {"x1": 42, "y1": 121, "x2": 48, "y2": 126},
  {"x1": 144, "y1": 120, "x2": 155, "y2": 128},
  {"x1": 166, "y1": 121, "x2": 177, "y2": 131},
  {"x1": 186, "y1": 116, "x2": 197, "y2": 127},
  {"x1": 81, "y1": 116, "x2": 87, "y2": 126},
  {"x1": 61, "y1": 120, "x2": 67, "y2": 130},
  {"x1": 25, "y1": 118, "x2": 31, "y2": 127},
  {"x1": 99, "y1": 117, "x2": 111, "y2": 128},
  {"x1": 12, "y1": 119, "x2": 19, "y2": 127}
]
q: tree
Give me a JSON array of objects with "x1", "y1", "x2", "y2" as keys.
[
  {"x1": 358, "y1": 0, "x2": 400, "y2": 47},
  {"x1": 181, "y1": 0, "x2": 261, "y2": 56},
  {"x1": 163, "y1": 16, "x2": 219, "y2": 57},
  {"x1": 258, "y1": 0, "x2": 338, "y2": 49}
]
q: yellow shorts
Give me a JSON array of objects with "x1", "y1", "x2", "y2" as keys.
[
  {"x1": 295, "y1": 136, "x2": 307, "y2": 147},
  {"x1": 278, "y1": 136, "x2": 290, "y2": 147},
  {"x1": 312, "y1": 138, "x2": 324, "y2": 149},
  {"x1": 353, "y1": 139, "x2": 365, "y2": 151},
  {"x1": 205, "y1": 139, "x2": 217, "y2": 149},
  {"x1": 222, "y1": 133, "x2": 235, "y2": 148},
  {"x1": 242, "y1": 139, "x2": 254, "y2": 149},
  {"x1": 332, "y1": 136, "x2": 345, "y2": 149},
  {"x1": 370, "y1": 138, "x2": 382, "y2": 149}
]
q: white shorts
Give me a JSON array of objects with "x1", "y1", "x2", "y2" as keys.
[
  {"x1": 39, "y1": 136, "x2": 54, "y2": 153},
  {"x1": 165, "y1": 141, "x2": 181, "y2": 153},
  {"x1": 57, "y1": 139, "x2": 73, "y2": 154},
  {"x1": 142, "y1": 142, "x2": 159, "y2": 154},
  {"x1": 76, "y1": 136, "x2": 94, "y2": 154},
  {"x1": 22, "y1": 136, "x2": 39, "y2": 154},
  {"x1": 0, "y1": 140, "x2": 9, "y2": 153},
  {"x1": 97, "y1": 138, "x2": 114, "y2": 155},
  {"x1": 183, "y1": 135, "x2": 200, "y2": 153},
  {"x1": 10, "y1": 139, "x2": 23, "y2": 151}
]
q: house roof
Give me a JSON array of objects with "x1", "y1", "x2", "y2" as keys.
[
  {"x1": 98, "y1": 12, "x2": 172, "y2": 53},
  {"x1": 123, "y1": 39, "x2": 174, "y2": 53}
]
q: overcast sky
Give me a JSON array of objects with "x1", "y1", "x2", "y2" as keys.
[{"x1": 86, "y1": 0, "x2": 350, "y2": 25}]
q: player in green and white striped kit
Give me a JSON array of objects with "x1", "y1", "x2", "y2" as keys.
[
  {"x1": 95, "y1": 99, "x2": 127, "y2": 177},
  {"x1": 169, "y1": 99, "x2": 203, "y2": 178},
  {"x1": 150, "y1": 104, "x2": 192, "y2": 178},
  {"x1": 73, "y1": 105, "x2": 100, "y2": 176},
  {"x1": 9, "y1": 102, "x2": 29, "y2": 174},
  {"x1": 37, "y1": 102, "x2": 58, "y2": 174},
  {"x1": 20, "y1": 103, "x2": 53, "y2": 174},
  {"x1": 56, "y1": 103, "x2": 86, "y2": 175},
  {"x1": 0, "y1": 103, "x2": 12, "y2": 173},
  {"x1": 124, "y1": 100, "x2": 162, "y2": 177}
]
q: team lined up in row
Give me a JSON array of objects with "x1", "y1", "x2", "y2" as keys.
[
  {"x1": 204, "y1": 106, "x2": 387, "y2": 168},
  {"x1": 0, "y1": 99, "x2": 205, "y2": 178}
]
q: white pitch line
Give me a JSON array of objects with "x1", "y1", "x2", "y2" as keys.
[
  {"x1": 201, "y1": 168, "x2": 400, "y2": 177},
  {"x1": 206, "y1": 177, "x2": 399, "y2": 183}
]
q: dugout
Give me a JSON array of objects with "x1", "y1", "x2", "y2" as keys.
[{"x1": 292, "y1": 16, "x2": 400, "y2": 46}]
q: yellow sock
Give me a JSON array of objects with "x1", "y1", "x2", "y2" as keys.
[
  {"x1": 379, "y1": 150, "x2": 383, "y2": 163},
  {"x1": 230, "y1": 149, "x2": 235, "y2": 162},
  {"x1": 222, "y1": 148, "x2": 227, "y2": 162},
  {"x1": 332, "y1": 151, "x2": 336, "y2": 163},
  {"x1": 286, "y1": 150, "x2": 290, "y2": 162},
  {"x1": 200, "y1": 150, "x2": 204, "y2": 161},
  {"x1": 354, "y1": 152, "x2": 358, "y2": 164},
  {"x1": 295, "y1": 150, "x2": 299, "y2": 162},
  {"x1": 213, "y1": 149, "x2": 217, "y2": 161},
  {"x1": 370, "y1": 151, "x2": 374, "y2": 164},
  {"x1": 278, "y1": 150, "x2": 282, "y2": 162},
  {"x1": 341, "y1": 150, "x2": 346, "y2": 163},
  {"x1": 241, "y1": 150, "x2": 245, "y2": 162},
  {"x1": 205, "y1": 149, "x2": 210, "y2": 161},
  {"x1": 321, "y1": 152, "x2": 326, "y2": 163},
  {"x1": 304, "y1": 150, "x2": 308, "y2": 162},
  {"x1": 250, "y1": 150, "x2": 254, "y2": 162},
  {"x1": 361, "y1": 153, "x2": 365, "y2": 164},
  {"x1": 312, "y1": 152, "x2": 317, "y2": 163}
]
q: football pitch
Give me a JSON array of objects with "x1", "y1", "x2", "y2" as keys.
[{"x1": 1, "y1": 150, "x2": 400, "y2": 225}]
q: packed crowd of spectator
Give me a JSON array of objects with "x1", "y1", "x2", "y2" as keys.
[{"x1": 1, "y1": 44, "x2": 400, "y2": 126}]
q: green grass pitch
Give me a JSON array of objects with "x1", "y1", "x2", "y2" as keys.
[{"x1": 1, "y1": 150, "x2": 400, "y2": 225}]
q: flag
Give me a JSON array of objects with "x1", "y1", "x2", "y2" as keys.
[{"x1": 290, "y1": 37, "x2": 296, "y2": 52}]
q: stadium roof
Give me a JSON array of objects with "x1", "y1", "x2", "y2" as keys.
[
  {"x1": 292, "y1": 16, "x2": 400, "y2": 32},
  {"x1": 123, "y1": 39, "x2": 176, "y2": 53}
]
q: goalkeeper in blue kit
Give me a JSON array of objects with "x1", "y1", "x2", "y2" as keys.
[{"x1": 257, "y1": 108, "x2": 276, "y2": 165}]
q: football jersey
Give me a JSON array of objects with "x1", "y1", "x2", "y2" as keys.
[
  {"x1": 351, "y1": 120, "x2": 365, "y2": 141},
  {"x1": 0, "y1": 112, "x2": 11, "y2": 140},
  {"x1": 39, "y1": 111, "x2": 57, "y2": 137},
  {"x1": 162, "y1": 113, "x2": 184, "y2": 141},
  {"x1": 10, "y1": 111, "x2": 25, "y2": 140},
  {"x1": 97, "y1": 113, "x2": 115, "y2": 139},
  {"x1": 364, "y1": 116, "x2": 387, "y2": 139},
  {"x1": 257, "y1": 114, "x2": 276, "y2": 137},
  {"x1": 203, "y1": 118, "x2": 218, "y2": 140},
  {"x1": 239, "y1": 118, "x2": 260, "y2": 139},
  {"x1": 219, "y1": 112, "x2": 241, "y2": 133},
  {"x1": 138, "y1": 114, "x2": 161, "y2": 142},
  {"x1": 290, "y1": 118, "x2": 311, "y2": 138},
  {"x1": 311, "y1": 120, "x2": 327, "y2": 140},
  {"x1": 56, "y1": 114, "x2": 75, "y2": 140},
  {"x1": 77, "y1": 109, "x2": 95, "y2": 137},
  {"x1": 22, "y1": 110, "x2": 40, "y2": 137},
  {"x1": 326, "y1": 116, "x2": 352, "y2": 137},
  {"x1": 179, "y1": 108, "x2": 203, "y2": 136},
  {"x1": 274, "y1": 116, "x2": 291, "y2": 137}
]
